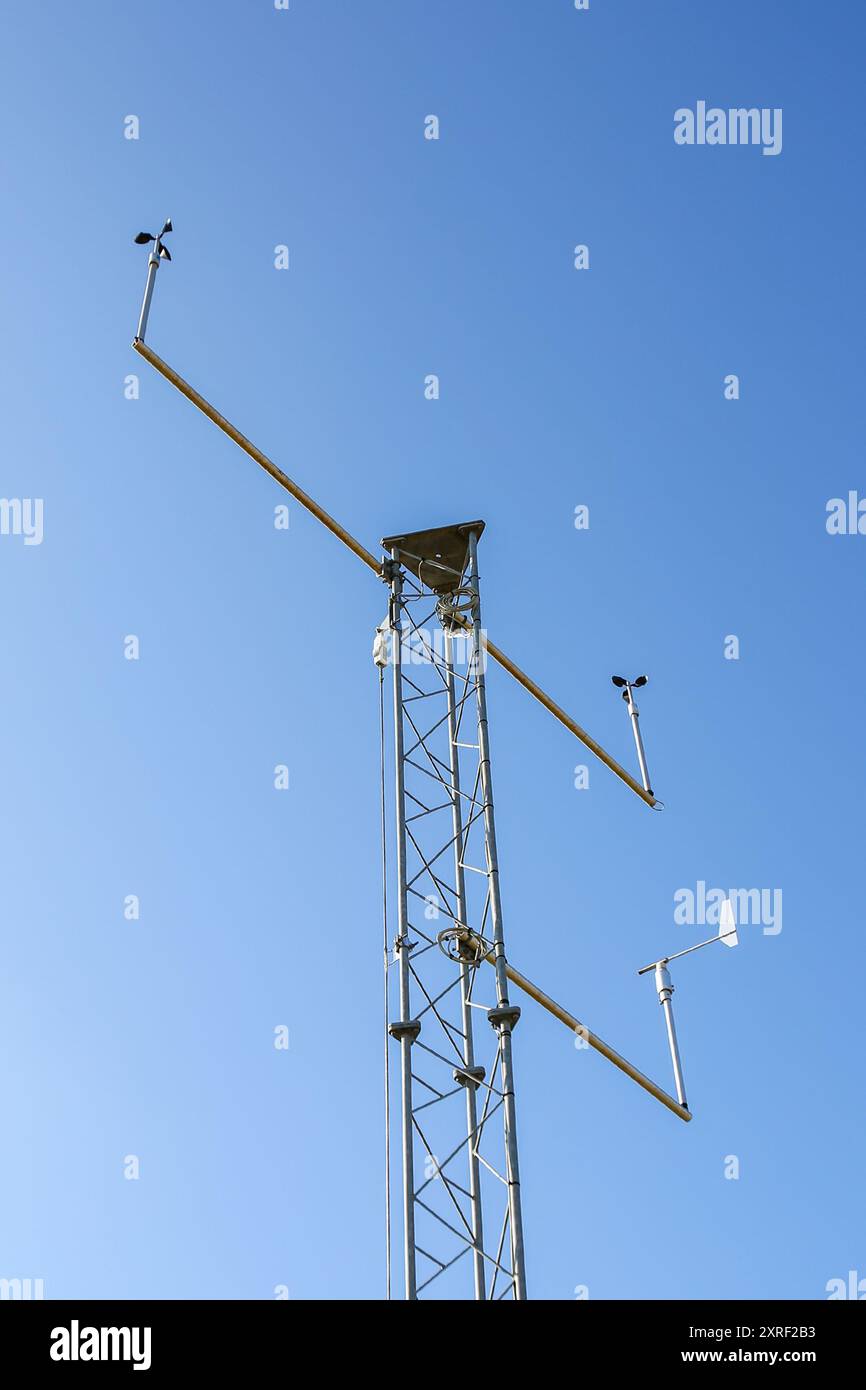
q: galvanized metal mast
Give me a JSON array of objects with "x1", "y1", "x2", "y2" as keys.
[{"x1": 382, "y1": 521, "x2": 527, "y2": 1299}]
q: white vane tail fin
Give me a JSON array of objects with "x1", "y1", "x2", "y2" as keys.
[{"x1": 719, "y1": 897, "x2": 739, "y2": 948}]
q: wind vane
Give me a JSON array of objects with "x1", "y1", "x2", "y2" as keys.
[
  {"x1": 133, "y1": 218, "x2": 172, "y2": 342},
  {"x1": 612, "y1": 673, "x2": 653, "y2": 796},
  {"x1": 638, "y1": 898, "x2": 739, "y2": 1110}
]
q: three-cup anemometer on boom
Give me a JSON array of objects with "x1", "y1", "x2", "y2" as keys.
[{"x1": 131, "y1": 222, "x2": 739, "y2": 1300}]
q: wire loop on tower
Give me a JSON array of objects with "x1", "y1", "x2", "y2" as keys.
[{"x1": 436, "y1": 926, "x2": 493, "y2": 965}]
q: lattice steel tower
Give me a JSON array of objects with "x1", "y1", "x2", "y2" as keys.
[{"x1": 379, "y1": 522, "x2": 525, "y2": 1300}]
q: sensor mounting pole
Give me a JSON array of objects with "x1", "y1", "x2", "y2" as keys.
[
  {"x1": 611, "y1": 675, "x2": 653, "y2": 796},
  {"x1": 133, "y1": 219, "x2": 173, "y2": 344},
  {"x1": 654, "y1": 962, "x2": 688, "y2": 1110}
]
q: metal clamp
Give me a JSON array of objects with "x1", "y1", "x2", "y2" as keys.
[
  {"x1": 388, "y1": 1019, "x2": 421, "y2": 1044},
  {"x1": 488, "y1": 1004, "x2": 521, "y2": 1032}
]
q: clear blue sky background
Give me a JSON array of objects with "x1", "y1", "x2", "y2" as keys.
[{"x1": 1, "y1": 1, "x2": 863, "y2": 1300}]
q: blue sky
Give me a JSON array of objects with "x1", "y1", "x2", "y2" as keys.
[{"x1": 0, "y1": 0, "x2": 863, "y2": 1300}]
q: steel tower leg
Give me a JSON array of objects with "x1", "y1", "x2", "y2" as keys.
[
  {"x1": 388, "y1": 558, "x2": 419, "y2": 1300},
  {"x1": 465, "y1": 529, "x2": 528, "y2": 1300},
  {"x1": 444, "y1": 628, "x2": 486, "y2": 1301}
]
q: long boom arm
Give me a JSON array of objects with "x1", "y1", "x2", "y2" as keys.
[
  {"x1": 132, "y1": 337, "x2": 657, "y2": 808},
  {"x1": 454, "y1": 930, "x2": 690, "y2": 1122}
]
